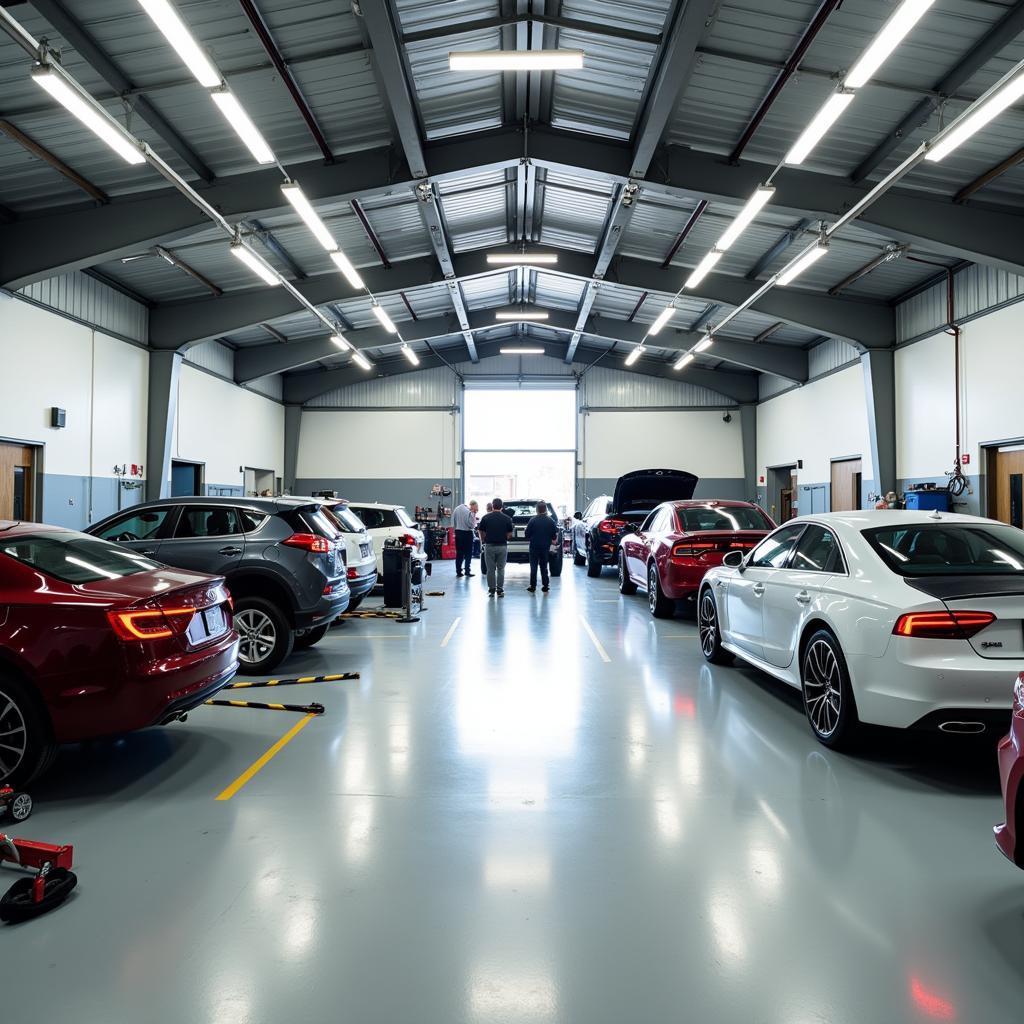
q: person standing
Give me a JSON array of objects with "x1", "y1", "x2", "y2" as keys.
[
  {"x1": 525, "y1": 501, "x2": 559, "y2": 593},
  {"x1": 452, "y1": 499, "x2": 478, "y2": 578},
  {"x1": 477, "y1": 498, "x2": 513, "y2": 597}
]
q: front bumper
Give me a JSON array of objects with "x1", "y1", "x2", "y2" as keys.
[{"x1": 995, "y1": 697, "x2": 1024, "y2": 867}]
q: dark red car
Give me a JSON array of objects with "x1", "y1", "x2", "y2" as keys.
[
  {"x1": 995, "y1": 672, "x2": 1024, "y2": 868},
  {"x1": 618, "y1": 500, "x2": 776, "y2": 617},
  {"x1": 0, "y1": 522, "x2": 239, "y2": 785}
]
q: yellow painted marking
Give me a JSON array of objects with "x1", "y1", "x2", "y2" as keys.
[
  {"x1": 215, "y1": 713, "x2": 316, "y2": 801},
  {"x1": 579, "y1": 615, "x2": 611, "y2": 663},
  {"x1": 441, "y1": 617, "x2": 462, "y2": 648}
]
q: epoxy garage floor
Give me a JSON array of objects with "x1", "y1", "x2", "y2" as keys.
[{"x1": 5, "y1": 564, "x2": 1023, "y2": 1023}]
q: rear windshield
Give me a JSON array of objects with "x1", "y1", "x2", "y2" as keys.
[
  {"x1": 329, "y1": 506, "x2": 367, "y2": 533},
  {"x1": 1, "y1": 533, "x2": 160, "y2": 584},
  {"x1": 283, "y1": 508, "x2": 343, "y2": 540},
  {"x1": 679, "y1": 506, "x2": 773, "y2": 532},
  {"x1": 504, "y1": 503, "x2": 552, "y2": 520},
  {"x1": 864, "y1": 523, "x2": 1024, "y2": 576},
  {"x1": 394, "y1": 507, "x2": 415, "y2": 528}
]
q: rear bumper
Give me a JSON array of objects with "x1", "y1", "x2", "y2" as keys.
[
  {"x1": 995, "y1": 705, "x2": 1024, "y2": 867},
  {"x1": 295, "y1": 585, "x2": 350, "y2": 628},
  {"x1": 347, "y1": 568, "x2": 378, "y2": 598},
  {"x1": 661, "y1": 560, "x2": 720, "y2": 599},
  {"x1": 507, "y1": 542, "x2": 561, "y2": 564}
]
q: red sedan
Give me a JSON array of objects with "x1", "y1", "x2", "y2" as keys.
[
  {"x1": 618, "y1": 500, "x2": 775, "y2": 617},
  {"x1": 0, "y1": 522, "x2": 239, "y2": 785},
  {"x1": 995, "y1": 672, "x2": 1024, "y2": 868}
]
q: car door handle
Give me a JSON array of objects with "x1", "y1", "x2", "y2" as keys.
[
  {"x1": 139, "y1": 548, "x2": 156, "y2": 556},
  {"x1": 752, "y1": 584, "x2": 765, "y2": 597},
  {"x1": 218, "y1": 546, "x2": 243, "y2": 555},
  {"x1": 795, "y1": 590, "x2": 811, "y2": 604}
]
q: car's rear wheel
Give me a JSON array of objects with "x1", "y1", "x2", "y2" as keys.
[
  {"x1": 234, "y1": 597, "x2": 295, "y2": 674},
  {"x1": 647, "y1": 562, "x2": 674, "y2": 618},
  {"x1": 586, "y1": 538, "x2": 602, "y2": 578},
  {"x1": 346, "y1": 595, "x2": 363, "y2": 612},
  {"x1": 294, "y1": 623, "x2": 330, "y2": 649},
  {"x1": 0, "y1": 672, "x2": 55, "y2": 788},
  {"x1": 698, "y1": 588, "x2": 733, "y2": 664},
  {"x1": 801, "y1": 628, "x2": 860, "y2": 750},
  {"x1": 618, "y1": 552, "x2": 637, "y2": 595}
]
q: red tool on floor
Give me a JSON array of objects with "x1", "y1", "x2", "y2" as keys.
[{"x1": 0, "y1": 829, "x2": 77, "y2": 923}]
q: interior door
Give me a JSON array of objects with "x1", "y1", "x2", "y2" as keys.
[
  {"x1": 830, "y1": 458, "x2": 862, "y2": 512},
  {"x1": 0, "y1": 443, "x2": 35, "y2": 521},
  {"x1": 992, "y1": 449, "x2": 1024, "y2": 527}
]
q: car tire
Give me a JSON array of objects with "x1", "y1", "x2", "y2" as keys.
[
  {"x1": 586, "y1": 539, "x2": 602, "y2": 578},
  {"x1": 294, "y1": 624, "x2": 330, "y2": 650},
  {"x1": 800, "y1": 628, "x2": 861, "y2": 750},
  {"x1": 233, "y1": 597, "x2": 295, "y2": 674},
  {"x1": 698, "y1": 587, "x2": 733, "y2": 665},
  {"x1": 0, "y1": 671, "x2": 56, "y2": 788},
  {"x1": 618, "y1": 552, "x2": 637, "y2": 595},
  {"x1": 549, "y1": 553, "x2": 563, "y2": 578},
  {"x1": 346, "y1": 596, "x2": 363, "y2": 612},
  {"x1": 573, "y1": 546, "x2": 586, "y2": 567},
  {"x1": 647, "y1": 562, "x2": 674, "y2": 618}
]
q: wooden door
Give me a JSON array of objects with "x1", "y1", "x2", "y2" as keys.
[
  {"x1": 830, "y1": 458, "x2": 863, "y2": 512},
  {"x1": 991, "y1": 449, "x2": 1024, "y2": 527},
  {"x1": 0, "y1": 442, "x2": 36, "y2": 521}
]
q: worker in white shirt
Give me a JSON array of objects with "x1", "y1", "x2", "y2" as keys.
[{"x1": 452, "y1": 499, "x2": 479, "y2": 578}]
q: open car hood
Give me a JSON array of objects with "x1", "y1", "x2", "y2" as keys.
[{"x1": 612, "y1": 469, "x2": 699, "y2": 514}]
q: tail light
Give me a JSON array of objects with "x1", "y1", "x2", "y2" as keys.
[
  {"x1": 347, "y1": 567, "x2": 358, "y2": 579},
  {"x1": 108, "y1": 606, "x2": 195, "y2": 642},
  {"x1": 282, "y1": 532, "x2": 330, "y2": 553},
  {"x1": 598, "y1": 518, "x2": 627, "y2": 535},
  {"x1": 400, "y1": 533, "x2": 417, "y2": 546},
  {"x1": 893, "y1": 610, "x2": 996, "y2": 639},
  {"x1": 672, "y1": 542, "x2": 717, "y2": 559}
]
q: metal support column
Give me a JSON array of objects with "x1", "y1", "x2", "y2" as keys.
[
  {"x1": 861, "y1": 349, "x2": 897, "y2": 498},
  {"x1": 145, "y1": 350, "x2": 182, "y2": 502},
  {"x1": 284, "y1": 404, "x2": 302, "y2": 495},
  {"x1": 739, "y1": 403, "x2": 758, "y2": 502}
]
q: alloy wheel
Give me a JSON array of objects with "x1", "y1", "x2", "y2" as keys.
[
  {"x1": 648, "y1": 565, "x2": 658, "y2": 614},
  {"x1": 804, "y1": 639, "x2": 842, "y2": 738},
  {"x1": 698, "y1": 592, "x2": 718, "y2": 658},
  {"x1": 235, "y1": 608, "x2": 278, "y2": 666},
  {"x1": 11, "y1": 793, "x2": 31, "y2": 821},
  {"x1": 0, "y1": 691, "x2": 28, "y2": 783}
]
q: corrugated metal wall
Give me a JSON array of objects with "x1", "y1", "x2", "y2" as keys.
[
  {"x1": 808, "y1": 338, "x2": 859, "y2": 377},
  {"x1": 248, "y1": 375, "x2": 283, "y2": 401},
  {"x1": 897, "y1": 264, "x2": 1024, "y2": 343},
  {"x1": 758, "y1": 374, "x2": 792, "y2": 401},
  {"x1": 582, "y1": 366, "x2": 733, "y2": 408},
  {"x1": 307, "y1": 366, "x2": 458, "y2": 408},
  {"x1": 183, "y1": 340, "x2": 235, "y2": 378},
  {"x1": 16, "y1": 271, "x2": 148, "y2": 343}
]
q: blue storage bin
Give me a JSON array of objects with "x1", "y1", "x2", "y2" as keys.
[{"x1": 904, "y1": 490, "x2": 951, "y2": 512}]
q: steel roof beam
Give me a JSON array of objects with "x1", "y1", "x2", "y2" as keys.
[
  {"x1": 746, "y1": 220, "x2": 811, "y2": 281},
  {"x1": 28, "y1": 0, "x2": 214, "y2": 182},
  {"x1": 0, "y1": 117, "x2": 107, "y2": 202}
]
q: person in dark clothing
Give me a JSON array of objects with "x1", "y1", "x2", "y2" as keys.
[
  {"x1": 477, "y1": 497, "x2": 514, "y2": 597},
  {"x1": 525, "y1": 501, "x2": 559, "y2": 593}
]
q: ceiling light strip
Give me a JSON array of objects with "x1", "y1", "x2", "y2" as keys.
[
  {"x1": 449, "y1": 50, "x2": 584, "y2": 71},
  {"x1": 137, "y1": 0, "x2": 222, "y2": 87},
  {"x1": 845, "y1": 0, "x2": 937, "y2": 89}
]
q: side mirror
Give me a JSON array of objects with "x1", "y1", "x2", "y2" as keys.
[
  {"x1": 722, "y1": 550, "x2": 745, "y2": 569},
  {"x1": 573, "y1": 511, "x2": 582, "y2": 520}
]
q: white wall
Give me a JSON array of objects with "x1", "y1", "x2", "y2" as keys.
[
  {"x1": 174, "y1": 365, "x2": 285, "y2": 487},
  {"x1": 757, "y1": 364, "x2": 872, "y2": 484},
  {"x1": 582, "y1": 410, "x2": 744, "y2": 480},
  {"x1": 897, "y1": 302, "x2": 1024, "y2": 479}
]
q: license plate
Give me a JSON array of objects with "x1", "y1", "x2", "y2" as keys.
[
  {"x1": 186, "y1": 604, "x2": 227, "y2": 646},
  {"x1": 515, "y1": 528, "x2": 525, "y2": 538},
  {"x1": 360, "y1": 544, "x2": 371, "y2": 557}
]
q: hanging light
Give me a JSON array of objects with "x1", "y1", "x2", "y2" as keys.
[
  {"x1": 694, "y1": 336, "x2": 714, "y2": 353},
  {"x1": 449, "y1": 50, "x2": 584, "y2": 72},
  {"x1": 230, "y1": 241, "x2": 280, "y2": 286},
  {"x1": 372, "y1": 304, "x2": 398, "y2": 333},
  {"x1": 486, "y1": 252, "x2": 559, "y2": 265},
  {"x1": 211, "y1": 87, "x2": 275, "y2": 164},
  {"x1": 351, "y1": 350, "x2": 372, "y2": 371},
  {"x1": 785, "y1": 92, "x2": 855, "y2": 165},
  {"x1": 777, "y1": 242, "x2": 829, "y2": 286},
  {"x1": 624, "y1": 345, "x2": 644, "y2": 367},
  {"x1": 845, "y1": 0, "x2": 937, "y2": 89},
  {"x1": 401, "y1": 345, "x2": 420, "y2": 366},
  {"x1": 716, "y1": 186, "x2": 775, "y2": 251},
  {"x1": 281, "y1": 182, "x2": 336, "y2": 251},
  {"x1": 330, "y1": 250, "x2": 364, "y2": 290},
  {"x1": 686, "y1": 251, "x2": 723, "y2": 289},
  {"x1": 673, "y1": 352, "x2": 695, "y2": 371},
  {"x1": 329, "y1": 334, "x2": 350, "y2": 350},
  {"x1": 137, "y1": 0, "x2": 222, "y2": 88}
]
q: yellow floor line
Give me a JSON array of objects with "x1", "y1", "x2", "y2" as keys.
[
  {"x1": 215, "y1": 713, "x2": 316, "y2": 801},
  {"x1": 441, "y1": 616, "x2": 462, "y2": 647},
  {"x1": 579, "y1": 615, "x2": 612, "y2": 663}
]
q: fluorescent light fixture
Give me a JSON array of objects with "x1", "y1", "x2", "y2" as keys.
[
  {"x1": 351, "y1": 350, "x2": 372, "y2": 371},
  {"x1": 694, "y1": 336, "x2": 714, "y2": 353},
  {"x1": 674, "y1": 352, "x2": 695, "y2": 371},
  {"x1": 926, "y1": 66, "x2": 1024, "y2": 162},
  {"x1": 329, "y1": 333, "x2": 350, "y2": 350},
  {"x1": 494, "y1": 308, "x2": 549, "y2": 321},
  {"x1": 500, "y1": 347, "x2": 545, "y2": 355},
  {"x1": 624, "y1": 345, "x2": 644, "y2": 367},
  {"x1": 717, "y1": 186, "x2": 775, "y2": 251},
  {"x1": 137, "y1": 0, "x2": 222, "y2": 88},
  {"x1": 845, "y1": 0, "x2": 937, "y2": 89},
  {"x1": 686, "y1": 250, "x2": 723, "y2": 289},
  {"x1": 329, "y1": 250, "x2": 364, "y2": 290},
  {"x1": 372, "y1": 304, "x2": 398, "y2": 333},
  {"x1": 486, "y1": 252, "x2": 558, "y2": 265},
  {"x1": 211, "y1": 88, "x2": 275, "y2": 164},
  {"x1": 648, "y1": 306, "x2": 676, "y2": 335},
  {"x1": 32, "y1": 65, "x2": 145, "y2": 165},
  {"x1": 401, "y1": 345, "x2": 420, "y2": 366},
  {"x1": 785, "y1": 92, "x2": 856, "y2": 165},
  {"x1": 777, "y1": 242, "x2": 829, "y2": 286},
  {"x1": 230, "y1": 242, "x2": 280, "y2": 286},
  {"x1": 281, "y1": 182, "x2": 336, "y2": 251},
  {"x1": 449, "y1": 50, "x2": 584, "y2": 72}
]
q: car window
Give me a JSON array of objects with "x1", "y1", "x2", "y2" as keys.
[
  {"x1": 651, "y1": 508, "x2": 672, "y2": 533},
  {"x1": 394, "y1": 507, "x2": 415, "y2": 528},
  {"x1": 679, "y1": 506, "x2": 774, "y2": 532},
  {"x1": 749, "y1": 524, "x2": 805, "y2": 569},
  {"x1": 173, "y1": 506, "x2": 241, "y2": 539},
  {"x1": 640, "y1": 510, "x2": 659, "y2": 531},
  {"x1": 238, "y1": 510, "x2": 268, "y2": 533},
  {"x1": 94, "y1": 508, "x2": 171, "y2": 542},
  {"x1": 350, "y1": 507, "x2": 385, "y2": 529},
  {"x1": 864, "y1": 523, "x2": 1024, "y2": 576},
  {"x1": 791, "y1": 525, "x2": 842, "y2": 573},
  {"x1": 1, "y1": 533, "x2": 160, "y2": 583},
  {"x1": 330, "y1": 506, "x2": 367, "y2": 532}
]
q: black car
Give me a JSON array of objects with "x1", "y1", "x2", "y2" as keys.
[
  {"x1": 88, "y1": 497, "x2": 350, "y2": 672},
  {"x1": 481, "y1": 500, "x2": 564, "y2": 577},
  {"x1": 574, "y1": 469, "x2": 698, "y2": 577}
]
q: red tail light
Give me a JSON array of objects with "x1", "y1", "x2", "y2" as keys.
[
  {"x1": 672, "y1": 542, "x2": 717, "y2": 559},
  {"x1": 107, "y1": 606, "x2": 195, "y2": 642},
  {"x1": 401, "y1": 533, "x2": 417, "y2": 546},
  {"x1": 598, "y1": 518, "x2": 627, "y2": 534},
  {"x1": 347, "y1": 567, "x2": 358, "y2": 579},
  {"x1": 282, "y1": 532, "x2": 330, "y2": 553},
  {"x1": 893, "y1": 610, "x2": 996, "y2": 639}
]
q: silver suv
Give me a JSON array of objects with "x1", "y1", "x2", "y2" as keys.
[{"x1": 89, "y1": 497, "x2": 350, "y2": 672}]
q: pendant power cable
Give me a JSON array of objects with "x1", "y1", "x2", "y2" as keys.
[{"x1": 0, "y1": 2, "x2": 433, "y2": 373}]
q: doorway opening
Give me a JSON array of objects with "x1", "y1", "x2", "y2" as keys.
[
  {"x1": 0, "y1": 441, "x2": 39, "y2": 521},
  {"x1": 171, "y1": 459, "x2": 204, "y2": 497},
  {"x1": 244, "y1": 467, "x2": 275, "y2": 496},
  {"x1": 986, "y1": 442, "x2": 1024, "y2": 527},
  {"x1": 462, "y1": 387, "x2": 576, "y2": 518},
  {"x1": 767, "y1": 464, "x2": 798, "y2": 523},
  {"x1": 830, "y1": 457, "x2": 863, "y2": 512}
]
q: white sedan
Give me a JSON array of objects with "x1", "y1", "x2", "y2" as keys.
[{"x1": 697, "y1": 510, "x2": 1023, "y2": 749}]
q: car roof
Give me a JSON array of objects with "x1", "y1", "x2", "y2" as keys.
[
  {"x1": 792, "y1": 510, "x2": 1002, "y2": 534},
  {"x1": 672, "y1": 500, "x2": 760, "y2": 509},
  {"x1": 344, "y1": 502, "x2": 407, "y2": 510},
  {"x1": 0, "y1": 521, "x2": 74, "y2": 538},
  {"x1": 107, "y1": 496, "x2": 310, "y2": 514}
]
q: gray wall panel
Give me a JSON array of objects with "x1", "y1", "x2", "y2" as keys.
[
  {"x1": 17, "y1": 272, "x2": 148, "y2": 344},
  {"x1": 295, "y1": 478, "x2": 444, "y2": 512}
]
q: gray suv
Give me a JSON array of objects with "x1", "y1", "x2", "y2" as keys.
[{"x1": 88, "y1": 497, "x2": 350, "y2": 673}]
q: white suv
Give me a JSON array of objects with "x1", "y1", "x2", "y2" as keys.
[
  {"x1": 344, "y1": 502, "x2": 427, "y2": 577},
  {"x1": 317, "y1": 501, "x2": 379, "y2": 611}
]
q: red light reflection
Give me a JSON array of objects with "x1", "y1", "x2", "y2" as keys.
[{"x1": 910, "y1": 976, "x2": 955, "y2": 1020}]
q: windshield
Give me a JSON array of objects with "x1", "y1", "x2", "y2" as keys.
[
  {"x1": 503, "y1": 503, "x2": 552, "y2": 520},
  {"x1": 1, "y1": 533, "x2": 160, "y2": 583},
  {"x1": 680, "y1": 506, "x2": 773, "y2": 532},
  {"x1": 326, "y1": 505, "x2": 366, "y2": 533},
  {"x1": 864, "y1": 523, "x2": 1024, "y2": 576}
]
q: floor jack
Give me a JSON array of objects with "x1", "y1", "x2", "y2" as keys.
[{"x1": 0, "y1": 833, "x2": 77, "y2": 923}]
